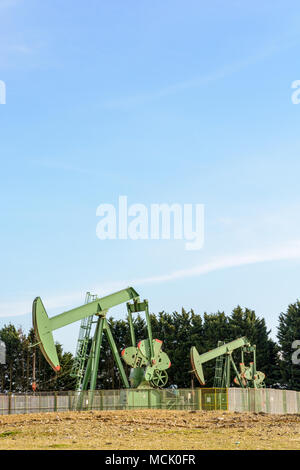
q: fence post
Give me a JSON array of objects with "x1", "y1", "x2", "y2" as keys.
[
  {"x1": 297, "y1": 391, "x2": 300, "y2": 413},
  {"x1": 282, "y1": 390, "x2": 287, "y2": 414},
  {"x1": 54, "y1": 392, "x2": 57, "y2": 412},
  {"x1": 8, "y1": 392, "x2": 12, "y2": 415},
  {"x1": 198, "y1": 389, "x2": 202, "y2": 410}
]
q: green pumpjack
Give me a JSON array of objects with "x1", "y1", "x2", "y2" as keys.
[
  {"x1": 32, "y1": 286, "x2": 171, "y2": 397},
  {"x1": 191, "y1": 337, "x2": 265, "y2": 388}
]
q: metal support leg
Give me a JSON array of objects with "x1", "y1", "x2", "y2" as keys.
[
  {"x1": 89, "y1": 316, "x2": 105, "y2": 391},
  {"x1": 145, "y1": 302, "x2": 154, "y2": 360},
  {"x1": 127, "y1": 305, "x2": 136, "y2": 347},
  {"x1": 104, "y1": 318, "x2": 130, "y2": 388},
  {"x1": 230, "y1": 355, "x2": 245, "y2": 388},
  {"x1": 224, "y1": 354, "x2": 231, "y2": 387}
]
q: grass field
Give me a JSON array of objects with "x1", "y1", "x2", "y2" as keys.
[{"x1": 0, "y1": 409, "x2": 299, "y2": 450}]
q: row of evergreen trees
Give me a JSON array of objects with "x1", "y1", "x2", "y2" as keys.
[{"x1": 0, "y1": 300, "x2": 299, "y2": 392}]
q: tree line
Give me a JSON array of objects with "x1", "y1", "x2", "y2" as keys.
[{"x1": 0, "y1": 299, "x2": 300, "y2": 392}]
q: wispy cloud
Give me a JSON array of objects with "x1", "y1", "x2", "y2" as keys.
[
  {"x1": 8, "y1": 44, "x2": 33, "y2": 54},
  {"x1": 105, "y1": 35, "x2": 300, "y2": 110},
  {"x1": 0, "y1": 292, "x2": 84, "y2": 319},
  {"x1": 95, "y1": 239, "x2": 300, "y2": 291},
  {"x1": 0, "y1": 0, "x2": 21, "y2": 8},
  {"x1": 31, "y1": 158, "x2": 96, "y2": 176},
  {"x1": 2, "y1": 239, "x2": 300, "y2": 319}
]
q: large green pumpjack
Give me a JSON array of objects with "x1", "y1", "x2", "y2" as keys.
[{"x1": 32, "y1": 287, "x2": 171, "y2": 407}]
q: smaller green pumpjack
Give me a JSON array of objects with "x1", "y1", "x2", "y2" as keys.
[{"x1": 190, "y1": 337, "x2": 265, "y2": 389}]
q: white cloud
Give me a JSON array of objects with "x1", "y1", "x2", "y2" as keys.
[
  {"x1": 2, "y1": 239, "x2": 300, "y2": 319},
  {"x1": 0, "y1": 292, "x2": 84, "y2": 319},
  {"x1": 104, "y1": 35, "x2": 299, "y2": 110},
  {"x1": 124, "y1": 239, "x2": 300, "y2": 286},
  {"x1": 0, "y1": 0, "x2": 20, "y2": 9}
]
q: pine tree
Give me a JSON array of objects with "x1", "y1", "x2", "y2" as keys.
[
  {"x1": 229, "y1": 306, "x2": 280, "y2": 387},
  {"x1": 277, "y1": 300, "x2": 300, "y2": 390}
]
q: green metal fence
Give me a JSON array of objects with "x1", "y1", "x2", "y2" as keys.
[
  {"x1": 228, "y1": 388, "x2": 300, "y2": 414},
  {"x1": 1, "y1": 388, "x2": 299, "y2": 415},
  {"x1": 0, "y1": 388, "x2": 227, "y2": 415}
]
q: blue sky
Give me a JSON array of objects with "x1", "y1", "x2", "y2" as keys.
[{"x1": 1, "y1": 0, "x2": 300, "y2": 354}]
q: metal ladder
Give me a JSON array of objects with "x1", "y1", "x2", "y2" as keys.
[
  {"x1": 70, "y1": 292, "x2": 98, "y2": 391},
  {"x1": 213, "y1": 341, "x2": 225, "y2": 388}
]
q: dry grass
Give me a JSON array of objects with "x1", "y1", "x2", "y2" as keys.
[{"x1": 0, "y1": 409, "x2": 300, "y2": 450}]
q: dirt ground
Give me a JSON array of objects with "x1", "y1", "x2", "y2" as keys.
[{"x1": 0, "y1": 409, "x2": 299, "y2": 450}]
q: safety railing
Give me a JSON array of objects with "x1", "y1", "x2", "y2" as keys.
[
  {"x1": 0, "y1": 388, "x2": 227, "y2": 415},
  {"x1": 1, "y1": 388, "x2": 299, "y2": 415}
]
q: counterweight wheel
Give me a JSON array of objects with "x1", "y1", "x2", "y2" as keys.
[{"x1": 150, "y1": 369, "x2": 168, "y2": 388}]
